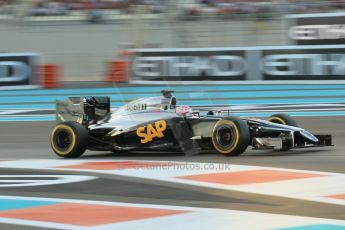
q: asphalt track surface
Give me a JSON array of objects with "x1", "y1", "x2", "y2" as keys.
[
  {"x1": 0, "y1": 116, "x2": 345, "y2": 229},
  {"x1": 1, "y1": 117, "x2": 344, "y2": 172}
]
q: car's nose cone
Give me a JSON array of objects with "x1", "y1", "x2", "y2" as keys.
[{"x1": 300, "y1": 129, "x2": 319, "y2": 143}]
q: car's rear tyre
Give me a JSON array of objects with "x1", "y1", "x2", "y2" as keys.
[
  {"x1": 212, "y1": 117, "x2": 250, "y2": 156},
  {"x1": 267, "y1": 113, "x2": 298, "y2": 127},
  {"x1": 50, "y1": 121, "x2": 88, "y2": 158}
]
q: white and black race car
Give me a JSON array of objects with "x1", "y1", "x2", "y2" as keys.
[{"x1": 50, "y1": 90, "x2": 333, "y2": 158}]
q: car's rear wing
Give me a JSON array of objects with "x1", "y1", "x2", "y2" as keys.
[{"x1": 56, "y1": 96, "x2": 110, "y2": 124}]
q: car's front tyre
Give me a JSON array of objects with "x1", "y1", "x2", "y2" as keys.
[
  {"x1": 267, "y1": 113, "x2": 298, "y2": 127},
  {"x1": 212, "y1": 117, "x2": 250, "y2": 156},
  {"x1": 50, "y1": 121, "x2": 88, "y2": 158}
]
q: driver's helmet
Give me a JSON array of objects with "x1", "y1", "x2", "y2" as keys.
[{"x1": 176, "y1": 105, "x2": 192, "y2": 116}]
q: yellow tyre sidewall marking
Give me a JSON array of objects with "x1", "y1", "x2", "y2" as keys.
[
  {"x1": 50, "y1": 124, "x2": 76, "y2": 155},
  {"x1": 212, "y1": 120, "x2": 240, "y2": 155},
  {"x1": 268, "y1": 117, "x2": 286, "y2": 125}
]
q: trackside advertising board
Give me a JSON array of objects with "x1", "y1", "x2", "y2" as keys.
[
  {"x1": 130, "y1": 45, "x2": 345, "y2": 82},
  {"x1": 0, "y1": 53, "x2": 40, "y2": 87},
  {"x1": 285, "y1": 13, "x2": 345, "y2": 45}
]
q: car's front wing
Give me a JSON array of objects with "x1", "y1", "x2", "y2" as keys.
[{"x1": 252, "y1": 134, "x2": 333, "y2": 151}]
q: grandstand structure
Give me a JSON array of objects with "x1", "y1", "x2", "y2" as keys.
[{"x1": 0, "y1": 0, "x2": 344, "y2": 80}]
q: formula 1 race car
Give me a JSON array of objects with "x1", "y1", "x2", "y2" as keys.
[{"x1": 50, "y1": 90, "x2": 333, "y2": 158}]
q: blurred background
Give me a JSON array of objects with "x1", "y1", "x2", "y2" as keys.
[{"x1": 0, "y1": 0, "x2": 344, "y2": 81}]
